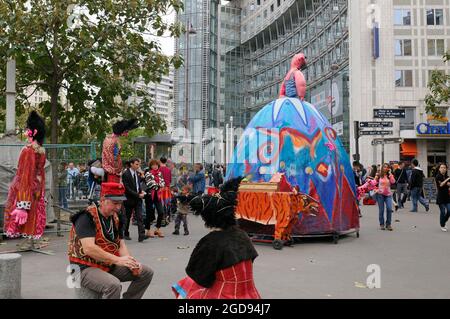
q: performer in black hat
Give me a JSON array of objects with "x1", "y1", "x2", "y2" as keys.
[
  {"x1": 172, "y1": 177, "x2": 261, "y2": 299},
  {"x1": 4, "y1": 111, "x2": 47, "y2": 239},
  {"x1": 102, "y1": 119, "x2": 138, "y2": 183}
]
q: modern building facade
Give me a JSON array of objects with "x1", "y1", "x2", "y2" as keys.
[
  {"x1": 223, "y1": 0, "x2": 351, "y2": 150},
  {"x1": 175, "y1": 0, "x2": 450, "y2": 169},
  {"x1": 173, "y1": 0, "x2": 220, "y2": 164},
  {"x1": 349, "y1": 0, "x2": 450, "y2": 176}
]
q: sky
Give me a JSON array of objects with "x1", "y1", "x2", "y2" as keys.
[{"x1": 159, "y1": 12, "x2": 176, "y2": 56}]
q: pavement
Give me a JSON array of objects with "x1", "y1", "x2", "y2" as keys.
[{"x1": 1, "y1": 200, "x2": 449, "y2": 299}]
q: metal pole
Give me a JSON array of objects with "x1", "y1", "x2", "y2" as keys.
[
  {"x1": 330, "y1": 74, "x2": 333, "y2": 125},
  {"x1": 230, "y1": 116, "x2": 234, "y2": 164},
  {"x1": 6, "y1": 59, "x2": 16, "y2": 134},
  {"x1": 185, "y1": 20, "x2": 190, "y2": 131}
]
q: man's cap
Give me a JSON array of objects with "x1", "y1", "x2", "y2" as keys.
[{"x1": 101, "y1": 182, "x2": 127, "y2": 201}]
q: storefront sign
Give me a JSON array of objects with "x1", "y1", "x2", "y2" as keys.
[
  {"x1": 374, "y1": 109, "x2": 405, "y2": 118},
  {"x1": 416, "y1": 122, "x2": 450, "y2": 135}
]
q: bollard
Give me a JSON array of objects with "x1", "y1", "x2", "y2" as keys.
[
  {"x1": 0, "y1": 253, "x2": 21, "y2": 299},
  {"x1": 74, "y1": 286, "x2": 102, "y2": 299}
]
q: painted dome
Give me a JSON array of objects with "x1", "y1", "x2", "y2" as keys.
[{"x1": 226, "y1": 97, "x2": 359, "y2": 234}]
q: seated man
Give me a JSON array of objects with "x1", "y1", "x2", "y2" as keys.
[{"x1": 68, "y1": 182, "x2": 153, "y2": 299}]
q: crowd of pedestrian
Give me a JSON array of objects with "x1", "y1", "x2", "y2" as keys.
[{"x1": 354, "y1": 158, "x2": 449, "y2": 232}]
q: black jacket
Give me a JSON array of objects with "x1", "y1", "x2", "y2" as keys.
[
  {"x1": 409, "y1": 167, "x2": 424, "y2": 189},
  {"x1": 394, "y1": 168, "x2": 408, "y2": 184},
  {"x1": 212, "y1": 169, "x2": 223, "y2": 187},
  {"x1": 186, "y1": 226, "x2": 258, "y2": 288},
  {"x1": 122, "y1": 168, "x2": 142, "y2": 207}
]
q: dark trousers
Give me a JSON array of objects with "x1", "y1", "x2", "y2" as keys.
[
  {"x1": 124, "y1": 201, "x2": 145, "y2": 239},
  {"x1": 59, "y1": 186, "x2": 68, "y2": 209},
  {"x1": 145, "y1": 193, "x2": 164, "y2": 229},
  {"x1": 439, "y1": 203, "x2": 450, "y2": 227},
  {"x1": 174, "y1": 214, "x2": 188, "y2": 232}
]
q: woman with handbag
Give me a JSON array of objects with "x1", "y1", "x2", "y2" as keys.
[
  {"x1": 435, "y1": 163, "x2": 450, "y2": 232},
  {"x1": 144, "y1": 159, "x2": 166, "y2": 238}
]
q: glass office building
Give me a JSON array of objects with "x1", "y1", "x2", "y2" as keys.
[
  {"x1": 223, "y1": 0, "x2": 350, "y2": 150},
  {"x1": 174, "y1": 0, "x2": 220, "y2": 163}
]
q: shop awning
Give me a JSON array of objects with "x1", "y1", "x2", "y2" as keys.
[{"x1": 400, "y1": 140, "x2": 417, "y2": 156}]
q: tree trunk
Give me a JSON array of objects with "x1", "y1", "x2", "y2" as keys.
[{"x1": 50, "y1": 85, "x2": 61, "y2": 235}]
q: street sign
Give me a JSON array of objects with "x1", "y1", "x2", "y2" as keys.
[
  {"x1": 360, "y1": 130, "x2": 393, "y2": 136},
  {"x1": 359, "y1": 121, "x2": 393, "y2": 128},
  {"x1": 373, "y1": 109, "x2": 405, "y2": 118},
  {"x1": 371, "y1": 137, "x2": 403, "y2": 145}
]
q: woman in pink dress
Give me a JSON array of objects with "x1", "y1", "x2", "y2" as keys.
[{"x1": 172, "y1": 177, "x2": 261, "y2": 299}]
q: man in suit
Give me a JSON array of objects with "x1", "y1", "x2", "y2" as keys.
[{"x1": 122, "y1": 158, "x2": 147, "y2": 242}]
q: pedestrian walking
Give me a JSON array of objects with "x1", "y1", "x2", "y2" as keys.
[
  {"x1": 394, "y1": 161, "x2": 408, "y2": 209},
  {"x1": 375, "y1": 164, "x2": 396, "y2": 231},
  {"x1": 409, "y1": 159, "x2": 430, "y2": 213},
  {"x1": 435, "y1": 163, "x2": 450, "y2": 232}
]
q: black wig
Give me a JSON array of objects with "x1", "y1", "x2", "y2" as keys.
[
  {"x1": 26, "y1": 111, "x2": 46, "y2": 145},
  {"x1": 112, "y1": 118, "x2": 139, "y2": 135},
  {"x1": 189, "y1": 177, "x2": 243, "y2": 230}
]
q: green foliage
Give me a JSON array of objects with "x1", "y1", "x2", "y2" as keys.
[
  {"x1": 0, "y1": 0, "x2": 183, "y2": 143},
  {"x1": 425, "y1": 52, "x2": 450, "y2": 117}
]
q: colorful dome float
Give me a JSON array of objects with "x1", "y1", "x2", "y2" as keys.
[{"x1": 226, "y1": 54, "x2": 360, "y2": 249}]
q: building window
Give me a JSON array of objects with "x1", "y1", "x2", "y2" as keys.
[
  {"x1": 257, "y1": 0, "x2": 260, "y2": 5},
  {"x1": 277, "y1": 0, "x2": 280, "y2": 7},
  {"x1": 395, "y1": 70, "x2": 413, "y2": 87},
  {"x1": 427, "y1": 39, "x2": 445, "y2": 56},
  {"x1": 399, "y1": 107, "x2": 415, "y2": 130},
  {"x1": 394, "y1": 9, "x2": 411, "y2": 26},
  {"x1": 426, "y1": 9, "x2": 444, "y2": 25},
  {"x1": 270, "y1": 4, "x2": 274, "y2": 12},
  {"x1": 395, "y1": 39, "x2": 412, "y2": 56}
]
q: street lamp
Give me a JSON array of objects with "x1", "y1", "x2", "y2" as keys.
[
  {"x1": 184, "y1": 20, "x2": 196, "y2": 164},
  {"x1": 330, "y1": 63, "x2": 339, "y2": 126}
]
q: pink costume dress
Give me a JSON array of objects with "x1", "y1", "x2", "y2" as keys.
[
  {"x1": 102, "y1": 134, "x2": 122, "y2": 183},
  {"x1": 4, "y1": 142, "x2": 47, "y2": 239}
]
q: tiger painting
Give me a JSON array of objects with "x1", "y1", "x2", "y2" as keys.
[{"x1": 236, "y1": 191, "x2": 319, "y2": 240}]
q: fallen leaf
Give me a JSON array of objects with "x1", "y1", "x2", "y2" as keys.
[
  {"x1": 326, "y1": 294, "x2": 332, "y2": 297},
  {"x1": 177, "y1": 246, "x2": 190, "y2": 249},
  {"x1": 157, "y1": 257, "x2": 169, "y2": 262},
  {"x1": 354, "y1": 281, "x2": 367, "y2": 289},
  {"x1": 395, "y1": 219, "x2": 400, "y2": 222},
  {"x1": 309, "y1": 259, "x2": 316, "y2": 263},
  {"x1": 290, "y1": 268, "x2": 296, "y2": 271}
]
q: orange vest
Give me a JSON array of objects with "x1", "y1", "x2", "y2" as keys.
[{"x1": 68, "y1": 205, "x2": 121, "y2": 272}]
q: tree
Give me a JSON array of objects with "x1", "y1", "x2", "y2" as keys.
[
  {"x1": 425, "y1": 51, "x2": 450, "y2": 118},
  {"x1": 0, "y1": 0, "x2": 183, "y2": 144}
]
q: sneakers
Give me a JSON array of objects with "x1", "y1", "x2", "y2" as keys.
[
  {"x1": 172, "y1": 230, "x2": 180, "y2": 235},
  {"x1": 380, "y1": 225, "x2": 385, "y2": 230},
  {"x1": 441, "y1": 227, "x2": 448, "y2": 232},
  {"x1": 386, "y1": 225, "x2": 393, "y2": 231},
  {"x1": 184, "y1": 231, "x2": 189, "y2": 236},
  {"x1": 425, "y1": 206, "x2": 430, "y2": 212}
]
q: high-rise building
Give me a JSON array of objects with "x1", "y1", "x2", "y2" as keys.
[
  {"x1": 173, "y1": 0, "x2": 220, "y2": 164},
  {"x1": 349, "y1": 0, "x2": 450, "y2": 175},
  {"x1": 176, "y1": 0, "x2": 450, "y2": 170},
  {"x1": 223, "y1": 0, "x2": 350, "y2": 151},
  {"x1": 128, "y1": 67, "x2": 175, "y2": 134}
]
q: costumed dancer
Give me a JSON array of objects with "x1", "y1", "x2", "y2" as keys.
[
  {"x1": 172, "y1": 177, "x2": 261, "y2": 299},
  {"x1": 102, "y1": 119, "x2": 139, "y2": 183},
  {"x1": 3, "y1": 111, "x2": 47, "y2": 239},
  {"x1": 279, "y1": 53, "x2": 307, "y2": 100}
]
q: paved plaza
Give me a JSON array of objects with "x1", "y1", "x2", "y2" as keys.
[{"x1": 1, "y1": 201, "x2": 449, "y2": 299}]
